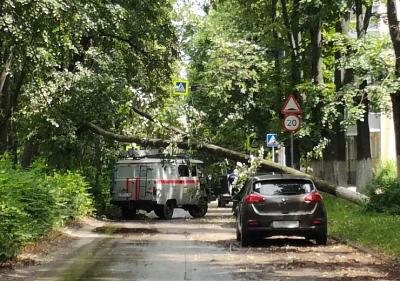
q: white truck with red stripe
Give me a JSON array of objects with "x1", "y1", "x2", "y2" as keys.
[{"x1": 111, "y1": 154, "x2": 208, "y2": 219}]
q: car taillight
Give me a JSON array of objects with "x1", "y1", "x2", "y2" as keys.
[
  {"x1": 244, "y1": 194, "x2": 265, "y2": 204},
  {"x1": 311, "y1": 219, "x2": 323, "y2": 225},
  {"x1": 247, "y1": 220, "x2": 260, "y2": 226},
  {"x1": 304, "y1": 192, "x2": 323, "y2": 203}
]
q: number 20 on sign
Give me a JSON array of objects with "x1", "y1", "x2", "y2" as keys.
[{"x1": 283, "y1": 114, "x2": 301, "y2": 132}]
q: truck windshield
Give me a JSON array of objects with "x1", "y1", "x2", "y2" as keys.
[
  {"x1": 178, "y1": 165, "x2": 189, "y2": 177},
  {"x1": 116, "y1": 166, "x2": 133, "y2": 178}
]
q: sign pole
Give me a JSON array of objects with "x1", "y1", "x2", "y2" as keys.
[
  {"x1": 280, "y1": 95, "x2": 302, "y2": 168},
  {"x1": 290, "y1": 133, "x2": 294, "y2": 168},
  {"x1": 272, "y1": 146, "x2": 275, "y2": 163}
]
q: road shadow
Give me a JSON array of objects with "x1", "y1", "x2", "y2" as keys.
[{"x1": 257, "y1": 237, "x2": 315, "y2": 247}]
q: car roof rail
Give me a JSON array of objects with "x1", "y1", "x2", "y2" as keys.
[
  {"x1": 117, "y1": 149, "x2": 203, "y2": 163},
  {"x1": 255, "y1": 171, "x2": 288, "y2": 176}
]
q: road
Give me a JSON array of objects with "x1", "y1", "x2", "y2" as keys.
[{"x1": 1, "y1": 202, "x2": 398, "y2": 281}]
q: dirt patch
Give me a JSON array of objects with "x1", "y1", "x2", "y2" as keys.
[
  {"x1": 210, "y1": 237, "x2": 400, "y2": 281},
  {"x1": 93, "y1": 226, "x2": 160, "y2": 235}
]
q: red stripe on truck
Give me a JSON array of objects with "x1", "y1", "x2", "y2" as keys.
[
  {"x1": 135, "y1": 177, "x2": 139, "y2": 200},
  {"x1": 125, "y1": 177, "x2": 130, "y2": 193},
  {"x1": 155, "y1": 179, "x2": 199, "y2": 185}
]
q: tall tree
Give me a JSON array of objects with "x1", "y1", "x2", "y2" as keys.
[
  {"x1": 354, "y1": 0, "x2": 373, "y2": 189},
  {"x1": 387, "y1": 0, "x2": 400, "y2": 180},
  {"x1": 329, "y1": 4, "x2": 352, "y2": 186},
  {"x1": 0, "y1": 0, "x2": 178, "y2": 208}
]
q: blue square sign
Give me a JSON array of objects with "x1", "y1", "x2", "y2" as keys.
[{"x1": 266, "y1": 133, "x2": 278, "y2": 148}]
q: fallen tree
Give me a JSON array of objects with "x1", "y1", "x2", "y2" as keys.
[{"x1": 84, "y1": 122, "x2": 369, "y2": 205}]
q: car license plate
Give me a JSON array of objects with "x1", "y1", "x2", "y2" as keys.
[
  {"x1": 118, "y1": 193, "x2": 131, "y2": 198},
  {"x1": 272, "y1": 221, "x2": 299, "y2": 228}
]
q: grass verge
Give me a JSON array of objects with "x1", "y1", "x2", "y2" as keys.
[{"x1": 324, "y1": 193, "x2": 400, "y2": 257}]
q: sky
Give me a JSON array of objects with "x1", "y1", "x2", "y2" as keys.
[
  {"x1": 173, "y1": 0, "x2": 208, "y2": 78},
  {"x1": 174, "y1": 0, "x2": 207, "y2": 17}
]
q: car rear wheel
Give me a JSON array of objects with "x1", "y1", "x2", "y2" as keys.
[
  {"x1": 240, "y1": 231, "x2": 251, "y2": 247},
  {"x1": 154, "y1": 202, "x2": 174, "y2": 219},
  {"x1": 236, "y1": 224, "x2": 241, "y2": 241},
  {"x1": 315, "y1": 231, "x2": 327, "y2": 245}
]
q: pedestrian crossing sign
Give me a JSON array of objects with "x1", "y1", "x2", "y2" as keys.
[
  {"x1": 266, "y1": 133, "x2": 279, "y2": 148},
  {"x1": 173, "y1": 79, "x2": 189, "y2": 96}
]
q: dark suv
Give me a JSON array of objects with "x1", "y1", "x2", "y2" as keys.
[{"x1": 235, "y1": 174, "x2": 327, "y2": 246}]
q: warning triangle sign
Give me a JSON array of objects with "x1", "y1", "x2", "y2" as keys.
[{"x1": 281, "y1": 95, "x2": 302, "y2": 114}]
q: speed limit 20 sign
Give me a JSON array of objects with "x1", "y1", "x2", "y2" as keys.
[{"x1": 283, "y1": 114, "x2": 301, "y2": 132}]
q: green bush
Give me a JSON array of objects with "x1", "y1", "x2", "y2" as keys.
[
  {"x1": 0, "y1": 155, "x2": 93, "y2": 262},
  {"x1": 365, "y1": 161, "x2": 400, "y2": 214}
]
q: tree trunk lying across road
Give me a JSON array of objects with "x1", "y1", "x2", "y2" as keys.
[{"x1": 84, "y1": 122, "x2": 369, "y2": 205}]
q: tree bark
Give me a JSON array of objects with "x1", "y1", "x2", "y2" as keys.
[
  {"x1": 280, "y1": 0, "x2": 302, "y2": 85},
  {"x1": 0, "y1": 67, "x2": 26, "y2": 153},
  {"x1": 310, "y1": 22, "x2": 323, "y2": 84},
  {"x1": 355, "y1": 1, "x2": 373, "y2": 190},
  {"x1": 0, "y1": 48, "x2": 13, "y2": 97},
  {"x1": 391, "y1": 93, "x2": 400, "y2": 180},
  {"x1": 355, "y1": 2, "x2": 372, "y2": 156},
  {"x1": 21, "y1": 139, "x2": 38, "y2": 168},
  {"x1": 271, "y1": 0, "x2": 282, "y2": 83},
  {"x1": 355, "y1": 0, "x2": 372, "y2": 38},
  {"x1": 319, "y1": 14, "x2": 351, "y2": 186},
  {"x1": 356, "y1": 84, "x2": 371, "y2": 162},
  {"x1": 331, "y1": 14, "x2": 350, "y2": 186},
  {"x1": 84, "y1": 122, "x2": 369, "y2": 205},
  {"x1": 387, "y1": 0, "x2": 400, "y2": 180},
  {"x1": 334, "y1": 11, "x2": 350, "y2": 163},
  {"x1": 280, "y1": 0, "x2": 298, "y2": 58}
]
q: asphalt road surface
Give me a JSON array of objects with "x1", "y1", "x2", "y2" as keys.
[{"x1": 1, "y1": 202, "x2": 398, "y2": 281}]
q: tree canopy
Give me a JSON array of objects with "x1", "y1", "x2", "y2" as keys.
[{"x1": 1, "y1": 0, "x2": 400, "y2": 209}]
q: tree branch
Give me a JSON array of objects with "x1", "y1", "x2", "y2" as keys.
[
  {"x1": 387, "y1": 0, "x2": 400, "y2": 59},
  {"x1": 0, "y1": 47, "x2": 13, "y2": 97},
  {"x1": 84, "y1": 121, "x2": 369, "y2": 205},
  {"x1": 280, "y1": 0, "x2": 298, "y2": 57},
  {"x1": 355, "y1": 0, "x2": 372, "y2": 38},
  {"x1": 99, "y1": 31, "x2": 143, "y2": 55},
  {"x1": 362, "y1": 5, "x2": 373, "y2": 34},
  {"x1": 131, "y1": 106, "x2": 188, "y2": 136}
]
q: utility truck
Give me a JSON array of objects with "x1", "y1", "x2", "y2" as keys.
[{"x1": 111, "y1": 150, "x2": 208, "y2": 219}]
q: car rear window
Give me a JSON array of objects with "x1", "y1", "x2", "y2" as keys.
[{"x1": 253, "y1": 179, "x2": 314, "y2": 196}]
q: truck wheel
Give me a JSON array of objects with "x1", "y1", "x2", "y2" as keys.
[
  {"x1": 155, "y1": 202, "x2": 174, "y2": 219},
  {"x1": 188, "y1": 201, "x2": 208, "y2": 218},
  {"x1": 121, "y1": 206, "x2": 136, "y2": 220},
  {"x1": 217, "y1": 196, "x2": 225, "y2": 207}
]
